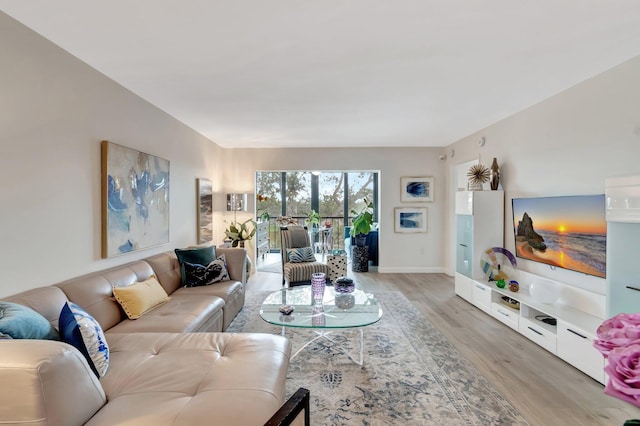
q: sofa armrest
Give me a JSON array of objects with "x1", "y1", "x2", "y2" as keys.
[
  {"x1": 216, "y1": 247, "x2": 248, "y2": 284},
  {"x1": 0, "y1": 340, "x2": 106, "y2": 426},
  {"x1": 264, "y1": 387, "x2": 310, "y2": 426}
]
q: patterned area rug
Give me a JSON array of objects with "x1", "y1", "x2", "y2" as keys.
[
  {"x1": 227, "y1": 291, "x2": 530, "y2": 425},
  {"x1": 257, "y1": 261, "x2": 282, "y2": 274}
]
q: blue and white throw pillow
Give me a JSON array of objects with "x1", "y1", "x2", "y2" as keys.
[
  {"x1": 183, "y1": 254, "x2": 230, "y2": 287},
  {"x1": 287, "y1": 247, "x2": 316, "y2": 263},
  {"x1": 59, "y1": 302, "x2": 109, "y2": 378}
]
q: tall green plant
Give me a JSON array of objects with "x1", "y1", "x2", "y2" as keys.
[{"x1": 350, "y1": 198, "x2": 374, "y2": 239}]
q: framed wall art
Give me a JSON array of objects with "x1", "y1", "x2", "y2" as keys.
[
  {"x1": 197, "y1": 178, "x2": 213, "y2": 243},
  {"x1": 394, "y1": 207, "x2": 428, "y2": 233},
  {"x1": 400, "y1": 176, "x2": 434, "y2": 202},
  {"x1": 101, "y1": 141, "x2": 170, "y2": 258}
]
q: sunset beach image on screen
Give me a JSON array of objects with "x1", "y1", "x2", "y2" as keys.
[{"x1": 511, "y1": 194, "x2": 606, "y2": 278}]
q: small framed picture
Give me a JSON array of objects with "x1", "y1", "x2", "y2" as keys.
[
  {"x1": 395, "y1": 207, "x2": 428, "y2": 233},
  {"x1": 400, "y1": 176, "x2": 434, "y2": 202}
]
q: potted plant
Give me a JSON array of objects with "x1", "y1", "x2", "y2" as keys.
[
  {"x1": 305, "y1": 209, "x2": 320, "y2": 228},
  {"x1": 350, "y1": 198, "x2": 374, "y2": 247},
  {"x1": 258, "y1": 211, "x2": 270, "y2": 223},
  {"x1": 224, "y1": 218, "x2": 257, "y2": 248}
]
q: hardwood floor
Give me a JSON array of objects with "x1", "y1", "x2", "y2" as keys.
[{"x1": 247, "y1": 266, "x2": 640, "y2": 425}]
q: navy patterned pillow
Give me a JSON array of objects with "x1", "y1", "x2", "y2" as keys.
[
  {"x1": 183, "y1": 254, "x2": 230, "y2": 287},
  {"x1": 59, "y1": 302, "x2": 109, "y2": 378},
  {"x1": 175, "y1": 245, "x2": 216, "y2": 286},
  {"x1": 287, "y1": 247, "x2": 316, "y2": 263}
]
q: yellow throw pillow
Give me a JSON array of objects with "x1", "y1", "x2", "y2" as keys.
[{"x1": 112, "y1": 276, "x2": 170, "y2": 320}]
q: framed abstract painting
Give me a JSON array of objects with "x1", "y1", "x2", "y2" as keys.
[
  {"x1": 394, "y1": 207, "x2": 428, "y2": 233},
  {"x1": 197, "y1": 178, "x2": 213, "y2": 243},
  {"x1": 101, "y1": 141, "x2": 170, "y2": 258},
  {"x1": 400, "y1": 176, "x2": 434, "y2": 202}
]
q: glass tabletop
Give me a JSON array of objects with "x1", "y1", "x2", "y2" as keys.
[{"x1": 260, "y1": 286, "x2": 382, "y2": 329}]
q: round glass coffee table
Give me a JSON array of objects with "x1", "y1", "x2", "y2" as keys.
[{"x1": 260, "y1": 286, "x2": 382, "y2": 367}]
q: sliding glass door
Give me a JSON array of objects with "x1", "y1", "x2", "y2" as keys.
[{"x1": 256, "y1": 171, "x2": 378, "y2": 254}]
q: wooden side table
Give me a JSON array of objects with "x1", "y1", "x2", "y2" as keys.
[{"x1": 352, "y1": 246, "x2": 369, "y2": 272}]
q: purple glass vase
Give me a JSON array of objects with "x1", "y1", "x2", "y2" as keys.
[{"x1": 311, "y1": 272, "x2": 326, "y2": 303}]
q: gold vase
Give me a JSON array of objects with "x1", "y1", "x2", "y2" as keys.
[{"x1": 490, "y1": 158, "x2": 500, "y2": 190}]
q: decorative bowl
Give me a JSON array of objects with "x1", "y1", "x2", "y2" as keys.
[
  {"x1": 501, "y1": 296, "x2": 520, "y2": 310},
  {"x1": 529, "y1": 278, "x2": 560, "y2": 304},
  {"x1": 334, "y1": 277, "x2": 355, "y2": 293}
]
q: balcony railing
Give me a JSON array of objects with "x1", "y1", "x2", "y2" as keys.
[{"x1": 260, "y1": 216, "x2": 350, "y2": 253}]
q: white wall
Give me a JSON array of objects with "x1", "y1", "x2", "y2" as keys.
[
  {"x1": 0, "y1": 13, "x2": 223, "y2": 297},
  {"x1": 444, "y1": 54, "x2": 640, "y2": 295},
  {"x1": 3, "y1": 9, "x2": 640, "y2": 297},
  {"x1": 220, "y1": 147, "x2": 448, "y2": 273}
]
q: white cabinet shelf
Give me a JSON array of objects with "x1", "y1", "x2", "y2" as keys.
[
  {"x1": 468, "y1": 276, "x2": 605, "y2": 384},
  {"x1": 519, "y1": 316, "x2": 557, "y2": 353},
  {"x1": 606, "y1": 175, "x2": 640, "y2": 317},
  {"x1": 455, "y1": 272, "x2": 473, "y2": 303},
  {"x1": 454, "y1": 190, "x2": 504, "y2": 299},
  {"x1": 472, "y1": 281, "x2": 491, "y2": 313},
  {"x1": 491, "y1": 301, "x2": 519, "y2": 330},
  {"x1": 557, "y1": 321, "x2": 604, "y2": 382}
]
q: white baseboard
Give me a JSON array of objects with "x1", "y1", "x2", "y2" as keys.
[{"x1": 377, "y1": 266, "x2": 447, "y2": 274}]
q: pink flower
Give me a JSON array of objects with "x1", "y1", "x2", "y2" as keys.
[
  {"x1": 594, "y1": 313, "x2": 640, "y2": 358},
  {"x1": 603, "y1": 343, "x2": 640, "y2": 408}
]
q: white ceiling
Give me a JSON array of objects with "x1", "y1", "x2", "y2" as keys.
[{"x1": 2, "y1": 1, "x2": 640, "y2": 148}]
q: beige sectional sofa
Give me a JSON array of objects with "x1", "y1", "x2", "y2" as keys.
[{"x1": 0, "y1": 248, "x2": 295, "y2": 426}]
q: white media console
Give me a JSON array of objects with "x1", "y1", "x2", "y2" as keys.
[
  {"x1": 454, "y1": 190, "x2": 606, "y2": 384},
  {"x1": 456, "y1": 270, "x2": 605, "y2": 384}
]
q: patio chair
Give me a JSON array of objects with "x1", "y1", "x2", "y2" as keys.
[{"x1": 280, "y1": 225, "x2": 331, "y2": 287}]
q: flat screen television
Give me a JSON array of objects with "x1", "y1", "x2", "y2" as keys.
[{"x1": 511, "y1": 194, "x2": 606, "y2": 278}]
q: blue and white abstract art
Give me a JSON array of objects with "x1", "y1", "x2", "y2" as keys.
[
  {"x1": 102, "y1": 141, "x2": 170, "y2": 258},
  {"x1": 401, "y1": 176, "x2": 434, "y2": 202},
  {"x1": 395, "y1": 207, "x2": 428, "y2": 233}
]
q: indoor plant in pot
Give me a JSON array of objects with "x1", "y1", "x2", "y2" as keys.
[
  {"x1": 350, "y1": 198, "x2": 374, "y2": 247},
  {"x1": 305, "y1": 209, "x2": 320, "y2": 228},
  {"x1": 224, "y1": 218, "x2": 257, "y2": 248}
]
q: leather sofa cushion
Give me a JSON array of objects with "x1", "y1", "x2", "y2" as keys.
[
  {"x1": 0, "y1": 340, "x2": 106, "y2": 426},
  {"x1": 144, "y1": 252, "x2": 183, "y2": 294},
  {"x1": 3, "y1": 286, "x2": 69, "y2": 329},
  {"x1": 172, "y1": 280, "x2": 244, "y2": 331},
  {"x1": 56, "y1": 261, "x2": 156, "y2": 332},
  {"x1": 86, "y1": 332, "x2": 291, "y2": 426},
  {"x1": 106, "y1": 295, "x2": 225, "y2": 334}
]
